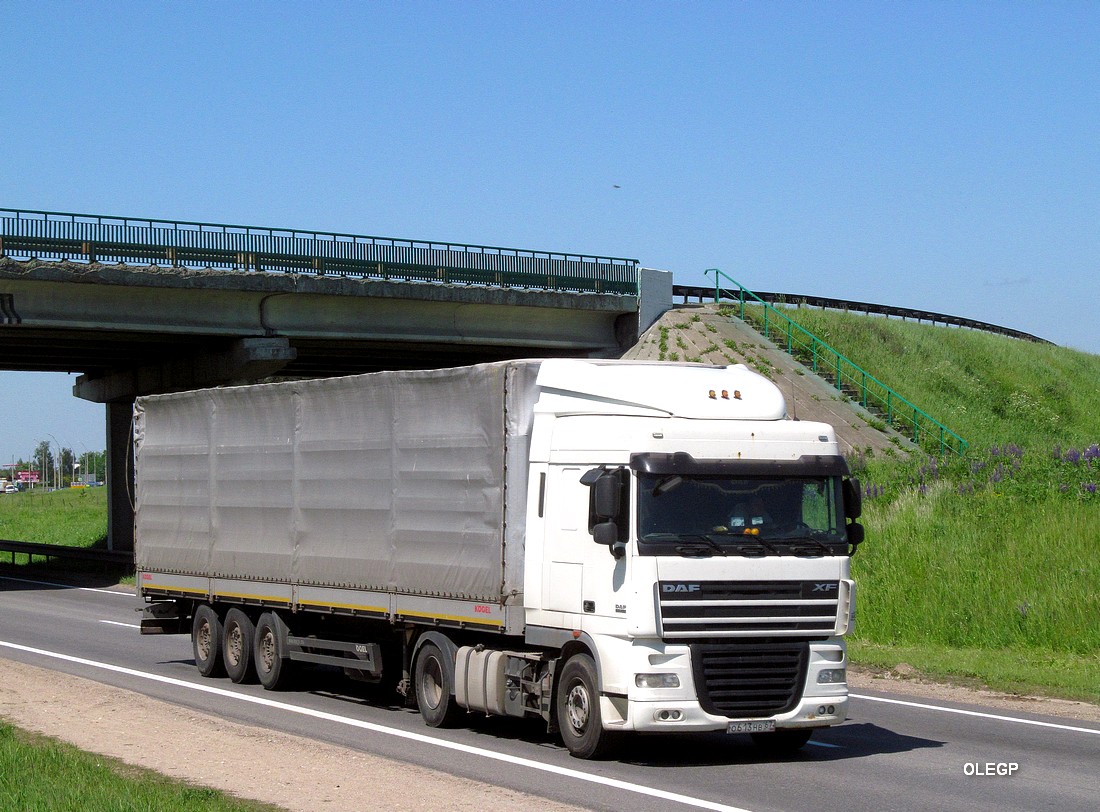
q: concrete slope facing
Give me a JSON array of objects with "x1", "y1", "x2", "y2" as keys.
[{"x1": 623, "y1": 304, "x2": 914, "y2": 459}]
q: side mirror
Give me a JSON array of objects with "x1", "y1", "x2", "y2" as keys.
[
  {"x1": 592, "y1": 521, "x2": 619, "y2": 546},
  {"x1": 842, "y1": 477, "x2": 863, "y2": 520},
  {"x1": 582, "y1": 467, "x2": 628, "y2": 553},
  {"x1": 846, "y1": 521, "x2": 865, "y2": 554}
]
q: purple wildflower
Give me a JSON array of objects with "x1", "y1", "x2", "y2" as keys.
[
  {"x1": 1085, "y1": 483, "x2": 1097, "y2": 495},
  {"x1": 1065, "y1": 448, "x2": 1081, "y2": 464},
  {"x1": 990, "y1": 464, "x2": 1005, "y2": 484}
]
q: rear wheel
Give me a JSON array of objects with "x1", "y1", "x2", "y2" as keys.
[
  {"x1": 414, "y1": 642, "x2": 463, "y2": 727},
  {"x1": 253, "y1": 611, "x2": 294, "y2": 690},
  {"x1": 750, "y1": 728, "x2": 813, "y2": 755},
  {"x1": 223, "y1": 608, "x2": 257, "y2": 684},
  {"x1": 191, "y1": 604, "x2": 224, "y2": 678},
  {"x1": 555, "y1": 654, "x2": 618, "y2": 759}
]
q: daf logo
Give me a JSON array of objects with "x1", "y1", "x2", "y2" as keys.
[
  {"x1": 812, "y1": 583, "x2": 839, "y2": 593},
  {"x1": 662, "y1": 583, "x2": 702, "y2": 593}
]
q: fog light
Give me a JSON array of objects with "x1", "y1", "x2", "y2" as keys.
[
  {"x1": 653, "y1": 709, "x2": 684, "y2": 721},
  {"x1": 817, "y1": 668, "x2": 846, "y2": 684},
  {"x1": 636, "y1": 673, "x2": 680, "y2": 689}
]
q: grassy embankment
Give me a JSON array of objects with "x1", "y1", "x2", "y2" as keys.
[
  {"x1": 0, "y1": 722, "x2": 279, "y2": 811},
  {"x1": 733, "y1": 304, "x2": 1100, "y2": 702}
]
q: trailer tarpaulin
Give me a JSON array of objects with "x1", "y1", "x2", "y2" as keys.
[{"x1": 134, "y1": 361, "x2": 539, "y2": 603}]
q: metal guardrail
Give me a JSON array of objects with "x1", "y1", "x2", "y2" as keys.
[
  {"x1": 0, "y1": 208, "x2": 639, "y2": 295},
  {"x1": 0, "y1": 539, "x2": 132, "y2": 568},
  {"x1": 702, "y1": 270, "x2": 969, "y2": 457},
  {"x1": 673, "y1": 284, "x2": 1051, "y2": 345}
]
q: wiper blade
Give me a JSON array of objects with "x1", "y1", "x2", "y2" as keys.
[
  {"x1": 644, "y1": 532, "x2": 729, "y2": 556},
  {"x1": 784, "y1": 536, "x2": 836, "y2": 556},
  {"x1": 677, "y1": 534, "x2": 729, "y2": 556}
]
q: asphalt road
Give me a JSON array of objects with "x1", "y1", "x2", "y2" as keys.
[{"x1": 1, "y1": 573, "x2": 1097, "y2": 812}]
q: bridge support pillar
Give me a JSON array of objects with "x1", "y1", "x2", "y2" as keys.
[{"x1": 106, "y1": 401, "x2": 135, "y2": 553}]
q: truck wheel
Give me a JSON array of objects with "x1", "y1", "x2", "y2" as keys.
[
  {"x1": 750, "y1": 728, "x2": 813, "y2": 755},
  {"x1": 555, "y1": 654, "x2": 618, "y2": 759},
  {"x1": 414, "y1": 642, "x2": 462, "y2": 728},
  {"x1": 192, "y1": 604, "x2": 225, "y2": 678},
  {"x1": 223, "y1": 608, "x2": 257, "y2": 684},
  {"x1": 254, "y1": 611, "x2": 294, "y2": 690}
]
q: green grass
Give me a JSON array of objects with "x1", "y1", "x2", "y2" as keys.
[
  {"x1": 729, "y1": 304, "x2": 1100, "y2": 701},
  {"x1": 762, "y1": 306, "x2": 1100, "y2": 446},
  {"x1": 0, "y1": 722, "x2": 281, "y2": 811},
  {"x1": 0, "y1": 487, "x2": 108, "y2": 547}
]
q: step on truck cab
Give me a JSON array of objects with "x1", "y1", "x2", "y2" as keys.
[{"x1": 137, "y1": 359, "x2": 863, "y2": 759}]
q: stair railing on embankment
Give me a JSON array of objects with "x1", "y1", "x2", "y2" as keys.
[{"x1": 703, "y1": 269, "x2": 968, "y2": 457}]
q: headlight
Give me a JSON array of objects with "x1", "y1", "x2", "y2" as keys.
[
  {"x1": 636, "y1": 673, "x2": 680, "y2": 689},
  {"x1": 817, "y1": 668, "x2": 846, "y2": 685}
]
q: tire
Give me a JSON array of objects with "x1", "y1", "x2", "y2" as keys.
[
  {"x1": 191, "y1": 604, "x2": 225, "y2": 678},
  {"x1": 750, "y1": 728, "x2": 813, "y2": 755},
  {"x1": 223, "y1": 608, "x2": 257, "y2": 684},
  {"x1": 253, "y1": 611, "x2": 294, "y2": 690},
  {"x1": 414, "y1": 642, "x2": 463, "y2": 728},
  {"x1": 555, "y1": 654, "x2": 618, "y2": 759}
]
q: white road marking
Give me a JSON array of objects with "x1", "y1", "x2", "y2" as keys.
[
  {"x1": 99, "y1": 620, "x2": 141, "y2": 629},
  {"x1": 0, "y1": 639, "x2": 755, "y2": 812},
  {"x1": 0, "y1": 574, "x2": 135, "y2": 598},
  {"x1": 851, "y1": 693, "x2": 1100, "y2": 736}
]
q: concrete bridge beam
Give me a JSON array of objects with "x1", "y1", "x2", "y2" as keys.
[{"x1": 73, "y1": 336, "x2": 296, "y2": 403}]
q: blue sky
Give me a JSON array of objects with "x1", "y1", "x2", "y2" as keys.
[{"x1": 1, "y1": 1, "x2": 1097, "y2": 462}]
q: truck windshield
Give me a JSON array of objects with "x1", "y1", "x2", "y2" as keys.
[{"x1": 636, "y1": 473, "x2": 847, "y2": 556}]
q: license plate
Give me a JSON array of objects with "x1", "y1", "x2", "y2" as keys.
[{"x1": 727, "y1": 720, "x2": 776, "y2": 734}]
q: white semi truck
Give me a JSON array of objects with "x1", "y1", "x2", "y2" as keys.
[{"x1": 136, "y1": 359, "x2": 864, "y2": 758}]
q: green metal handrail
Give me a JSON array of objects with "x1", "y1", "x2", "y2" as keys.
[{"x1": 705, "y1": 269, "x2": 968, "y2": 457}]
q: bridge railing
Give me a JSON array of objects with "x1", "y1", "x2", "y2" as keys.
[
  {"x1": 673, "y1": 283, "x2": 1050, "y2": 344},
  {"x1": 704, "y1": 269, "x2": 969, "y2": 457},
  {"x1": 0, "y1": 208, "x2": 639, "y2": 295}
]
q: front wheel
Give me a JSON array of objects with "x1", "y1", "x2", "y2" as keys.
[{"x1": 555, "y1": 654, "x2": 618, "y2": 759}]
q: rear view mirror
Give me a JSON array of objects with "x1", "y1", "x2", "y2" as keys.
[
  {"x1": 842, "y1": 477, "x2": 863, "y2": 520},
  {"x1": 582, "y1": 467, "x2": 628, "y2": 552}
]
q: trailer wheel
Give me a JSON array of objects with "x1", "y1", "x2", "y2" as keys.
[
  {"x1": 750, "y1": 728, "x2": 813, "y2": 755},
  {"x1": 223, "y1": 608, "x2": 257, "y2": 684},
  {"x1": 555, "y1": 654, "x2": 618, "y2": 759},
  {"x1": 254, "y1": 611, "x2": 294, "y2": 690},
  {"x1": 414, "y1": 642, "x2": 462, "y2": 728},
  {"x1": 191, "y1": 604, "x2": 225, "y2": 678}
]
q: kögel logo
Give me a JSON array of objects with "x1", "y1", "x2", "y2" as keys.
[{"x1": 662, "y1": 583, "x2": 702, "y2": 593}]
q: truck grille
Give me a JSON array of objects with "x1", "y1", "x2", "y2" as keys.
[
  {"x1": 691, "y1": 641, "x2": 809, "y2": 717},
  {"x1": 658, "y1": 580, "x2": 840, "y2": 638}
]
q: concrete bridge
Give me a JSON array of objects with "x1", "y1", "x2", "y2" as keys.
[{"x1": 0, "y1": 209, "x2": 673, "y2": 552}]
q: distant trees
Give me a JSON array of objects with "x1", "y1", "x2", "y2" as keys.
[{"x1": 20, "y1": 441, "x2": 105, "y2": 488}]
